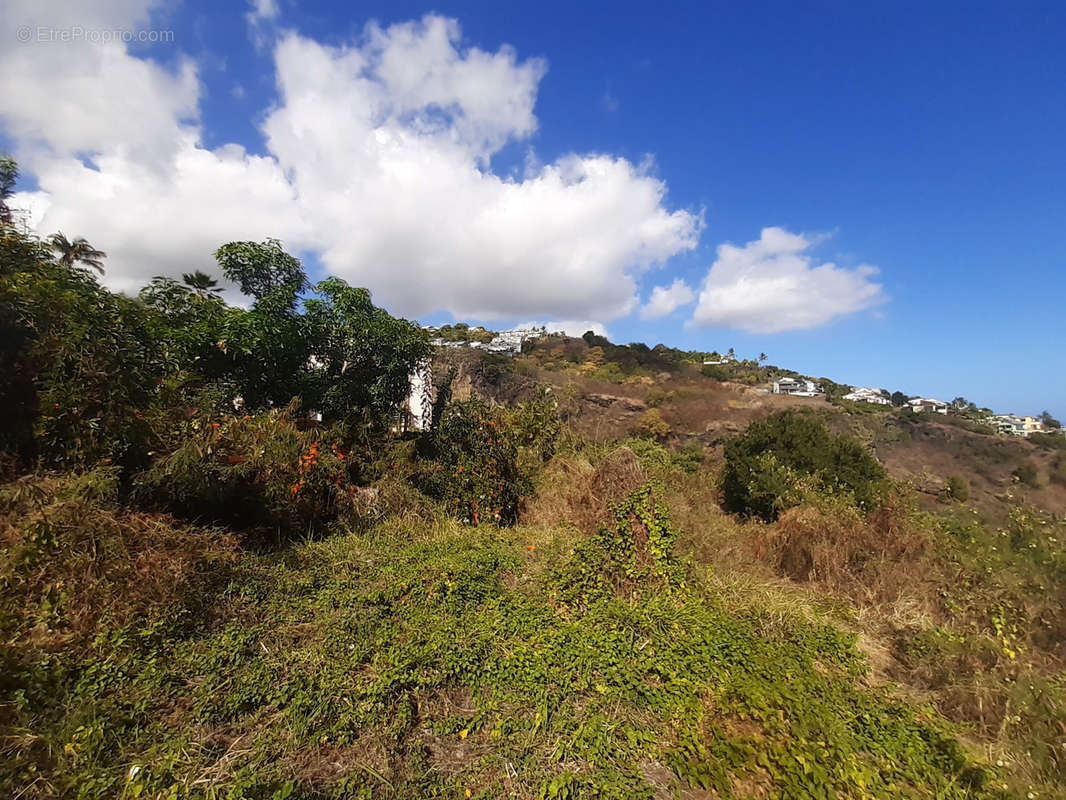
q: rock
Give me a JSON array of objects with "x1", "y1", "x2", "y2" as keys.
[{"x1": 585, "y1": 393, "x2": 647, "y2": 412}]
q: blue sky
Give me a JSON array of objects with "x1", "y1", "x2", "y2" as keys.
[{"x1": 2, "y1": 1, "x2": 1064, "y2": 417}]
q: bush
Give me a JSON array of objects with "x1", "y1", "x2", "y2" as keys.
[
  {"x1": 1029, "y1": 432, "x2": 1066, "y2": 452},
  {"x1": 721, "y1": 411, "x2": 886, "y2": 521},
  {"x1": 635, "y1": 408, "x2": 671, "y2": 440},
  {"x1": 419, "y1": 399, "x2": 528, "y2": 526},
  {"x1": 1050, "y1": 456, "x2": 1066, "y2": 487},
  {"x1": 133, "y1": 408, "x2": 355, "y2": 539},
  {"x1": 646, "y1": 387, "x2": 674, "y2": 407},
  {"x1": 1012, "y1": 461, "x2": 1040, "y2": 488},
  {"x1": 944, "y1": 475, "x2": 970, "y2": 502},
  {"x1": 553, "y1": 482, "x2": 685, "y2": 608},
  {"x1": 502, "y1": 389, "x2": 561, "y2": 463}
]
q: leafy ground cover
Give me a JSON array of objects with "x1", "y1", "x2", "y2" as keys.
[{"x1": 0, "y1": 467, "x2": 1023, "y2": 800}]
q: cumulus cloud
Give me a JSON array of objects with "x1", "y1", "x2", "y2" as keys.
[
  {"x1": 2, "y1": 0, "x2": 198, "y2": 165},
  {"x1": 1, "y1": 7, "x2": 700, "y2": 320},
  {"x1": 640, "y1": 278, "x2": 695, "y2": 320},
  {"x1": 689, "y1": 227, "x2": 886, "y2": 333}
]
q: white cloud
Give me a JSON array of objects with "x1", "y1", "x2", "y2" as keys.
[
  {"x1": 245, "y1": 0, "x2": 280, "y2": 49},
  {"x1": 247, "y1": 0, "x2": 279, "y2": 23},
  {"x1": 1, "y1": 0, "x2": 197, "y2": 165},
  {"x1": 1, "y1": 10, "x2": 699, "y2": 321},
  {"x1": 689, "y1": 227, "x2": 886, "y2": 334},
  {"x1": 640, "y1": 277, "x2": 695, "y2": 320},
  {"x1": 517, "y1": 320, "x2": 610, "y2": 338}
]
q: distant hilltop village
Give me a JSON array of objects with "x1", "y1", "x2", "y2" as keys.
[
  {"x1": 429, "y1": 323, "x2": 547, "y2": 355},
  {"x1": 410, "y1": 325, "x2": 1064, "y2": 440}
]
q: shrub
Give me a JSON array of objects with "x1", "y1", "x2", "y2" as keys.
[
  {"x1": 1012, "y1": 461, "x2": 1040, "y2": 488},
  {"x1": 1029, "y1": 432, "x2": 1066, "y2": 451},
  {"x1": 721, "y1": 411, "x2": 886, "y2": 521},
  {"x1": 623, "y1": 437, "x2": 703, "y2": 476},
  {"x1": 635, "y1": 408, "x2": 671, "y2": 440},
  {"x1": 502, "y1": 389, "x2": 561, "y2": 464},
  {"x1": 419, "y1": 399, "x2": 528, "y2": 526},
  {"x1": 591, "y1": 362, "x2": 625, "y2": 383},
  {"x1": 1050, "y1": 456, "x2": 1066, "y2": 487},
  {"x1": 553, "y1": 482, "x2": 685, "y2": 607},
  {"x1": 646, "y1": 387, "x2": 674, "y2": 407},
  {"x1": 133, "y1": 408, "x2": 355, "y2": 539},
  {"x1": 944, "y1": 475, "x2": 970, "y2": 502}
]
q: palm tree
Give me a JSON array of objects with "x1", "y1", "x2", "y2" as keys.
[
  {"x1": 181, "y1": 270, "x2": 223, "y2": 299},
  {"x1": 47, "y1": 232, "x2": 107, "y2": 274},
  {"x1": 758, "y1": 352, "x2": 767, "y2": 364}
]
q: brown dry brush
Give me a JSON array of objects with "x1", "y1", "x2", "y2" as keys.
[
  {"x1": 770, "y1": 493, "x2": 934, "y2": 609},
  {"x1": 0, "y1": 471, "x2": 238, "y2": 654},
  {"x1": 521, "y1": 445, "x2": 647, "y2": 535}
]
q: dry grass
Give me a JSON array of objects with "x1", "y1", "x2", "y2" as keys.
[
  {"x1": 522, "y1": 446, "x2": 646, "y2": 535},
  {"x1": 0, "y1": 471, "x2": 239, "y2": 649}
]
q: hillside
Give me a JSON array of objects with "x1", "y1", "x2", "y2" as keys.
[{"x1": 2, "y1": 230, "x2": 1065, "y2": 800}]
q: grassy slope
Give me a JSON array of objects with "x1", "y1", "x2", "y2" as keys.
[
  {"x1": 3, "y1": 344, "x2": 1065, "y2": 799},
  {"x1": 3, "y1": 460, "x2": 1060, "y2": 800}
]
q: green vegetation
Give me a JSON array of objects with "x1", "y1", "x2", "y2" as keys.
[
  {"x1": 1012, "y1": 461, "x2": 1041, "y2": 488},
  {"x1": 944, "y1": 475, "x2": 970, "y2": 502},
  {"x1": 721, "y1": 411, "x2": 886, "y2": 521},
  {"x1": 1, "y1": 473, "x2": 1008, "y2": 800},
  {"x1": 433, "y1": 322, "x2": 496, "y2": 344},
  {"x1": 2, "y1": 161, "x2": 1065, "y2": 799}
]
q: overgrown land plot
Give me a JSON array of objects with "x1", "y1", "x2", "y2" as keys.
[{"x1": 1, "y1": 220, "x2": 1064, "y2": 799}]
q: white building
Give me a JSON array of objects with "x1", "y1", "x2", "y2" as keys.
[
  {"x1": 906, "y1": 397, "x2": 948, "y2": 414},
  {"x1": 843, "y1": 387, "x2": 891, "y2": 405},
  {"x1": 485, "y1": 325, "x2": 546, "y2": 354},
  {"x1": 988, "y1": 414, "x2": 1045, "y2": 437},
  {"x1": 405, "y1": 359, "x2": 433, "y2": 431},
  {"x1": 703, "y1": 354, "x2": 737, "y2": 365},
  {"x1": 772, "y1": 377, "x2": 822, "y2": 397}
]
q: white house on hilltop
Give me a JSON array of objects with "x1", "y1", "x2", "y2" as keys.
[
  {"x1": 906, "y1": 397, "x2": 948, "y2": 414},
  {"x1": 843, "y1": 387, "x2": 891, "y2": 405},
  {"x1": 988, "y1": 414, "x2": 1045, "y2": 437},
  {"x1": 772, "y1": 377, "x2": 822, "y2": 397}
]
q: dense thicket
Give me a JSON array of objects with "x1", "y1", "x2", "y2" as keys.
[
  {"x1": 0, "y1": 223, "x2": 429, "y2": 476},
  {"x1": 721, "y1": 410, "x2": 886, "y2": 520}
]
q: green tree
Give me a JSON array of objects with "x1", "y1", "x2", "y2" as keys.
[
  {"x1": 721, "y1": 411, "x2": 886, "y2": 520},
  {"x1": 302, "y1": 278, "x2": 430, "y2": 427},
  {"x1": 47, "y1": 232, "x2": 107, "y2": 274},
  {"x1": 2, "y1": 235, "x2": 161, "y2": 467},
  {"x1": 215, "y1": 238, "x2": 305, "y2": 305},
  {"x1": 1039, "y1": 411, "x2": 1061, "y2": 429},
  {"x1": 0, "y1": 154, "x2": 17, "y2": 225},
  {"x1": 891, "y1": 391, "x2": 909, "y2": 407}
]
